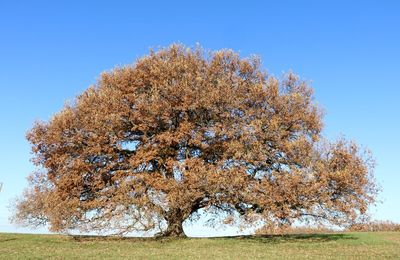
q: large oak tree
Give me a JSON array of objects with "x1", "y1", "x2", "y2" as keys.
[{"x1": 14, "y1": 45, "x2": 377, "y2": 237}]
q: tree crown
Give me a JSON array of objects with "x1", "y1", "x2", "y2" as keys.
[{"x1": 13, "y1": 45, "x2": 377, "y2": 236}]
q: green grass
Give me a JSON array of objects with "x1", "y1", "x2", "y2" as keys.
[{"x1": 0, "y1": 232, "x2": 399, "y2": 259}]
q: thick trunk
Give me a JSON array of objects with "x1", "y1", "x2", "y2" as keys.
[
  {"x1": 161, "y1": 209, "x2": 186, "y2": 237},
  {"x1": 164, "y1": 218, "x2": 185, "y2": 237},
  {"x1": 160, "y1": 197, "x2": 206, "y2": 237}
]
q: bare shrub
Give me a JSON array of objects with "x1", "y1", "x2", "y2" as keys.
[{"x1": 348, "y1": 221, "x2": 400, "y2": 232}]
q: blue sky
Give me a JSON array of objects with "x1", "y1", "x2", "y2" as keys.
[{"x1": 0, "y1": 1, "x2": 399, "y2": 235}]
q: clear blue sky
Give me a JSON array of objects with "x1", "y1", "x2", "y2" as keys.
[{"x1": 0, "y1": 1, "x2": 399, "y2": 236}]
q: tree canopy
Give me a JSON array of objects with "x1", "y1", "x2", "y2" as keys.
[{"x1": 13, "y1": 45, "x2": 377, "y2": 237}]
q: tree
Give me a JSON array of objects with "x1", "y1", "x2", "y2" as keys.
[{"x1": 13, "y1": 45, "x2": 378, "y2": 237}]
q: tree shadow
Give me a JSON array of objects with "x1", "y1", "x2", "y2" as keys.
[
  {"x1": 69, "y1": 235, "x2": 176, "y2": 243},
  {"x1": 68, "y1": 232, "x2": 356, "y2": 244},
  {"x1": 0, "y1": 238, "x2": 17, "y2": 243},
  {"x1": 69, "y1": 235, "x2": 147, "y2": 242},
  {"x1": 210, "y1": 233, "x2": 357, "y2": 244}
]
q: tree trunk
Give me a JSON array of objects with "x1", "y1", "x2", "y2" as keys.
[
  {"x1": 164, "y1": 219, "x2": 185, "y2": 237},
  {"x1": 162, "y1": 209, "x2": 186, "y2": 237}
]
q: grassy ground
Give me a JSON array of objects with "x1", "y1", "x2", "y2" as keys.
[{"x1": 0, "y1": 232, "x2": 399, "y2": 259}]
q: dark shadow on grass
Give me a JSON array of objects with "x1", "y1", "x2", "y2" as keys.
[
  {"x1": 0, "y1": 238, "x2": 17, "y2": 243},
  {"x1": 209, "y1": 233, "x2": 357, "y2": 244},
  {"x1": 70, "y1": 235, "x2": 149, "y2": 242},
  {"x1": 69, "y1": 235, "x2": 179, "y2": 243},
  {"x1": 68, "y1": 233, "x2": 357, "y2": 244}
]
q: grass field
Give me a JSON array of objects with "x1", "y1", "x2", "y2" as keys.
[{"x1": 1, "y1": 232, "x2": 399, "y2": 259}]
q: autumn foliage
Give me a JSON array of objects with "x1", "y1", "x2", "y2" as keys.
[{"x1": 13, "y1": 45, "x2": 377, "y2": 237}]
